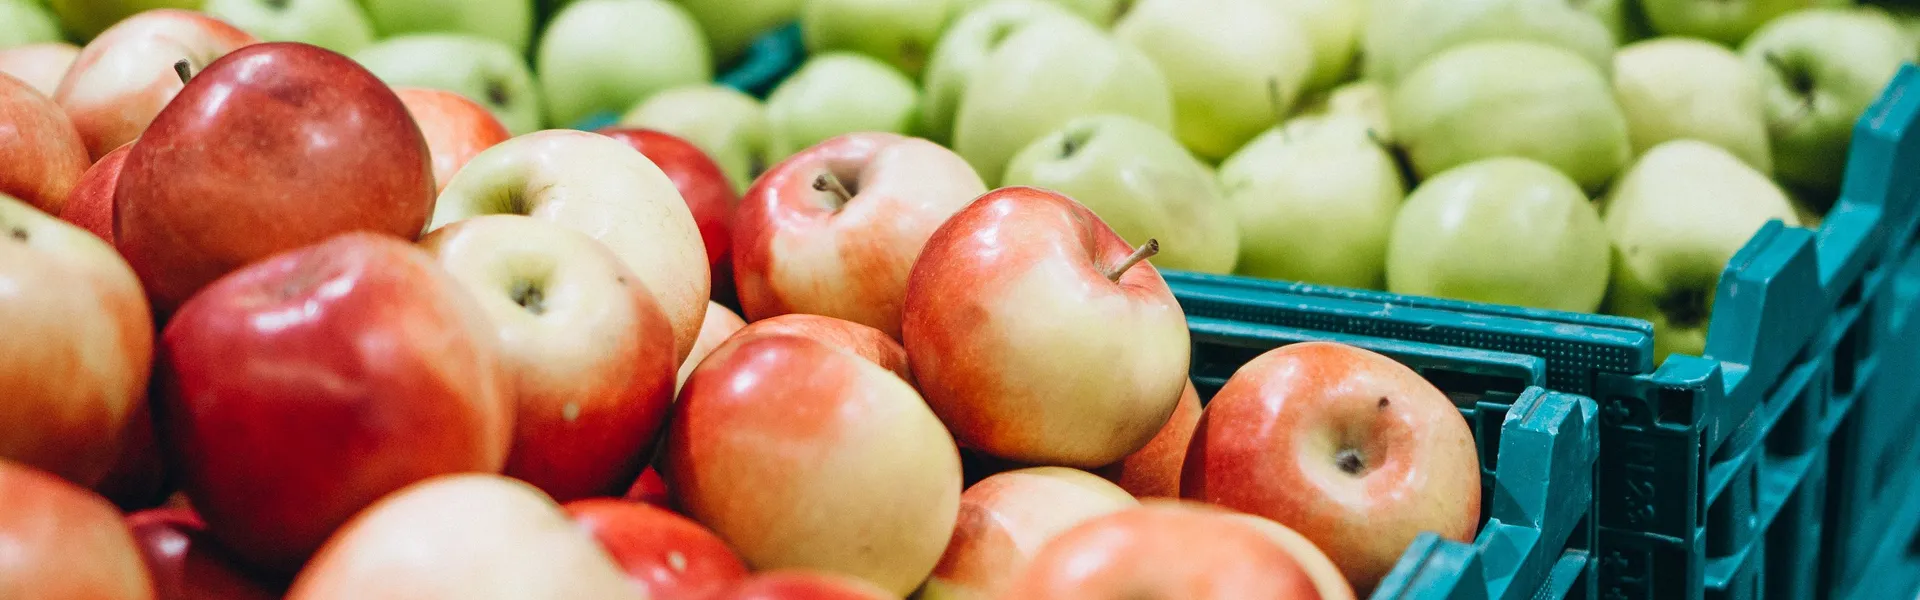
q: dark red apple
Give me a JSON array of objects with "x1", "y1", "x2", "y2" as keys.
[
  {"x1": 624, "y1": 466, "x2": 674, "y2": 510},
  {"x1": 0, "y1": 460, "x2": 152, "y2": 600},
  {"x1": 564, "y1": 498, "x2": 750, "y2": 599},
  {"x1": 126, "y1": 507, "x2": 283, "y2": 600},
  {"x1": 597, "y1": 127, "x2": 738, "y2": 306},
  {"x1": 60, "y1": 141, "x2": 131, "y2": 245}
]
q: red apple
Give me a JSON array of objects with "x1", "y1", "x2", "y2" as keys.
[
  {"x1": 676, "y1": 301, "x2": 747, "y2": 391},
  {"x1": 395, "y1": 87, "x2": 511, "y2": 194},
  {"x1": 53, "y1": 9, "x2": 258, "y2": 160},
  {"x1": 60, "y1": 141, "x2": 132, "y2": 244},
  {"x1": 419, "y1": 214, "x2": 677, "y2": 503},
  {"x1": 734, "y1": 132, "x2": 986, "y2": 338},
  {"x1": 0, "y1": 194, "x2": 151, "y2": 488},
  {"x1": 667, "y1": 333, "x2": 961, "y2": 596},
  {"x1": 624, "y1": 466, "x2": 674, "y2": 509},
  {"x1": 125, "y1": 507, "x2": 283, "y2": 600},
  {"x1": 1182, "y1": 341, "x2": 1481, "y2": 595},
  {"x1": 901, "y1": 185, "x2": 1189, "y2": 468},
  {"x1": 1, "y1": 73, "x2": 90, "y2": 214},
  {"x1": 157, "y1": 232, "x2": 514, "y2": 574},
  {"x1": 564, "y1": 498, "x2": 750, "y2": 599},
  {"x1": 1220, "y1": 512, "x2": 1358, "y2": 600},
  {"x1": 598, "y1": 127, "x2": 739, "y2": 305},
  {"x1": 115, "y1": 41, "x2": 435, "y2": 316},
  {"x1": 0, "y1": 460, "x2": 153, "y2": 600},
  {"x1": 922, "y1": 467, "x2": 1138, "y2": 600},
  {"x1": 999, "y1": 502, "x2": 1322, "y2": 599},
  {"x1": 0, "y1": 42, "x2": 80, "y2": 97},
  {"x1": 726, "y1": 313, "x2": 911, "y2": 383},
  {"x1": 712, "y1": 571, "x2": 895, "y2": 600},
  {"x1": 94, "y1": 387, "x2": 168, "y2": 512},
  {"x1": 1094, "y1": 380, "x2": 1202, "y2": 499}
]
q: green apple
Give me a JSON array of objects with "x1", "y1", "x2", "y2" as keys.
[
  {"x1": 1361, "y1": 0, "x2": 1616, "y2": 84},
  {"x1": 1600, "y1": 139, "x2": 1802, "y2": 361},
  {"x1": 1003, "y1": 114, "x2": 1240, "y2": 274},
  {"x1": 1272, "y1": 0, "x2": 1365, "y2": 92},
  {"x1": 764, "y1": 52, "x2": 918, "y2": 160},
  {"x1": 537, "y1": 0, "x2": 712, "y2": 130},
  {"x1": 1741, "y1": 7, "x2": 1913, "y2": 193},
  {"x1": 801, "y1": 0, "x2": 957, "y2": 78},
  {"x1": 951, "y1": 0, "x2": 1126, "y2": 25},
  {"x1": 1386, "y1": 157, "x2": 1611, "y2": 313},
  {"x1": 1218, "y1": 114, "x2": 1405, "y2": 289},
  {"x1": 1114, "y1": 0, "x2": 1314, "y2": 162},
  {"x1": 953, "y1": 15, "x2": 1172, "y2": 185},
  {"x1": 48, "y1": 0, "x2": 198, "y2": 41},
  {"x1": 354, "y1": 34, "x2": 545, "y2": 135},
  {"x1": 674, "y1": 0, "x2": 802, "y2": 65},
  {"x1": 1639, "y1": 0, "x2": 1839, "y2": 46},
  {"x1": 202, "y1": 0, "x2": 376, "y2": 54},
  {"x1": 1298, "y1": 79, "x2": 1393, "y2": 144},
  {"x1": 0, "y1": 0, "x2": 61, "y2": 48},
  {"x1": 620, "y1": 83, "x2": 770, "y2": 193},
  {"x1": 919, "y1": 0, "x2": 1083, "y2": 145},
  {"x1": 1390, "y1": 40, "x2": 1631, "y2": 192},
  {"x1": 1613, "y1": 37, "x2": 1772, "y2": 175},
  {"x1": 361, "y1": 0, "x2": 533, "y2": 54}
]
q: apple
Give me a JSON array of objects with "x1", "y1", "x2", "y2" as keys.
[
  {"x1": 901, "y1": 186, "x2": 1189, "y2": 468},
  {"x1": 362, "y1": 0, "x2": 534, "y2": 53},
  {"x1": 1741, "y1": 7, "x2": 1913, "y2": 193},
  {"x1": 712, "y1": 570, "x2": 896, "y2": 600},
  {"x1": 625, "y1": 465, "x2": 675, "y2": 509},
  {"x1": 1390, "y1": 40, "x2": 1632, "y2": 192},
  {"x1": 428, "y1": 129, "x2": 711, "y2": 365},
  {"x1": 0, "y1": 42, "x2": 80, "y2": 96},
  {"x1": 202, "y1": 0, "x2": 377, "y2": 55},
  {"x1": 286, "y1": 474, "x2": 642, "y2": 600},
  {"x1": 673, "y1": 0, "x2": 803, "y2": 65},
  {"x1": 801, "y1": 0, "x2": 956, "y2": 78},
  {"x1": 918, "y1": 0, "x2": 1083, "y2": 146},
  {"x1": 126, "y1": 507, "x2": 283, "y2": 600},
  {"x1": 157, "y1": 232, "x2": 515, "y2": 574},
  {"x1": 1640, "y1": 0, "x2": 1834, "y2": 45},
  {"x1": 1360, "y1": 0, "x2": 1616, "y2": 84},
  {"x1": 1002, "y1": 114, "x2": 1240, "y2": 275},
  {"x1": 1113, "y1": 0, "x2": 1312, "y2": 162},
  {"x1": 763, "y1": 53, "x2": 919, "y2": 161},
  {"x1": 94, "y1": 383, "x2": 168, "y2": 512},
  {"x1": 1297, "y1": 79, "x2": 1393, "y2": 144},
  {"x1": 1, "y1": 73, "x2": 89, "y2": 214},
  {"x1": 1600, "y1": 139, "x2": 1803, "y2": 361},
  {"x1": 53, "y1": 9, "x2": 259, "y2": 160},
  {"x1": 394, "y1": 87, "x2": 513, "y2": 193},
  {"x1": 951, "y1": 0, "x2": 1127, "y2": 25},
  {"x1": 1182, "y1": 341, "x2": 1481, "y2": 594},
  {"x1": 46, "y1": 0, "x2": 203, "y2": 41},
  {"x1": 353, "y1": 34, "x2": 544, "y2": 135},
  {"x1": 952, "y1": 15, "x2": 1172, "y2": 185},
  {"x1": 1614, "y1": 37, "x2": 1773, "y2": 174},
  {"x1": 733, "y1": 132, "x2": 985, "y2": 337},
  {"x1": 1272, "y1": 0, "x2": 1365, "y2": 92},
  {"x1": 57, "y1": 142, "x2": 130, "y2": 244},
  {"x1": 1215, "y1": 511, "x2": 1358, "y2": 600},
  {"x1": 1216, "y1": 113, "x2": 1406, "y2": 289},
  {"x1": 0, "y1": 460, "x2": 154, "y2": 600},
  {"x1": 921, "y1": 466, "x2": 1139, "y2": 600},
  {"x1": 0, "y1": 193, "x2": 151, "y2": 489},
  {"x1": 564, "y1": 498, "x2": 751, "y2": 600},
  {"x1": 677, "y1": 301, "x2": 747, "y2": 391},
  {"x1": 1093, "y1": 380, "x2": 1201, "y2": 499},
  {"x1": 666, "y1": 333, "x2": 962, "y2": 595},
  {"x1": 619, "y1": 83, "x2": 771, "y2": 194},
  {"x1": 0, "y1": 0, "x2": 62, "y2": 48},
  {"x1": 536, "y1": 0, "x2": 712, "y2": 129},
  {"x1": 597, "y1": 126, "x2": 740, "y2": 306},
  {"x1": 726, "y1": 313, "x2": 913, "y2": 382},
  {"x1": 999, "y1": 502, "x2": 1322, "y2": 599}
]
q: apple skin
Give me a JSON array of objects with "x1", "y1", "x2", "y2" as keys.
[
  {"x1": 618, "y1": 84, "x2": 771, "y2": 195},
  {"x1": 999, "y1": 502, "x2": 1323, "y2": 599},
  {"x1": 1197, "y1": 507, "x2": 1358, "y2": 600},
  {"x1": 764, "y1": 53, "x2": 920, "y2": 161},
  {"x1": 1740, "y1": 7, "x2": 1913, "y2": 193},
  {"x1": 53, "y1": 9, "x2": 259, "y2": 160},
  {"x1": 1093, "y1": 380, "x2": 1201, "y2": 499},
  {"x1": 1360, "y1": 0, "x2": 1616, "y2": 85},
  {"x1": 202, "y1": 0, "x2": 378, "y2": 55},
  {"x1": 1641, "y1": 0, "x2": 1835, "y2": 45},
  {"x1": 677, "y1": 301, "x2": 748, "y2": 391},
  {"x1": 394, "y1": 87, "x2": 512, "y2": 194},
  {"x1": 712, "y1": 571, "x2": 895, "y2": 600},
  {"x1": 1113, "y1": 0, "x2": 1314, "y2": 162},
  {"x1": 58, "y1": 142, "x2": 131, "y2": 244},
  {"x1": 801, "y1": 0, "x2": 956, "y2": 78},
  {"x1": 666, "y1": 333, "x2": 962, "y2": 596},
  {"x1": 1613, "y1": 37, "x2": 1773, "y2": 175},
  {"x1": 901, "y1": 186, "x2": 1190, "y2": 468},
  {"x1": 125, "y1": 507, "x2": 284, "y2": 600},
  {"x1": 921, "y1": 466, "x2": 1139, "y2": 600},
  {"x1": 0, "y1": 194, "x2": 153, "y2": 489},
  {"x1": 361, "y1": 0, "x2": 534, "y2": 54},
  {"x1": 1273, "y1": 0, "x2": 1365, "y2": 93},
  {"x1": 0, "y1": 72, "x2": 90, "y2": 214},
  {"x1": 674, "y1": 0, "x2": 803, "y2": 65},
  {"x1": 1182, "y1": 341, "x2": 1481, "y2": 595},
  {"x1": 536, "y1": 0, "x2": 712, "y2": 130},
  {"x1": 918, "y1": 0, "x2": 1083, "y2": 147},
  {"x1": 734, "y1": 132, "x2": 986, "y2": 338},
  {"x1": 156, "y1": 232, "x2": 515, "y2": 574},
  {"x1": 726, "y1": 313, "x2": 913, "y2": 382},
  {"x1": 598, "y1": 127, "x2": 740, "y2": 307},
  {"x1": 0, "y1": 460, "x2": 155, "y2": 600},
  {"x1": 353, "y1": 34, "x2": 545, "y2": 135},
  {"x1": 625, "y1": 465, "x2": 676, "y2": 509},
  {"x1": 429, "y1": 129, "x2": 711, "y2": 366},
  {"x1": 1216, "y1": 113, "x2": 1406, "y2": 289},
  {"x1": 0, "y1": 42, "x2": 81, "y2": 97},
  {"x1": 564, "y1": 498, "x2": 751, "y2": 600},
  {"x1": 47, "y1": 0, "x2": 202, "y2": 41},
  {"x1": 0, "y1": 0, "x2": 62, "y2": 48}
]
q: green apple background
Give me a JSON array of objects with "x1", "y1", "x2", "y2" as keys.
[
  {"x1": 1114, "y1": 0, "x2": 1315, "y2": 162},
  {"x1": 764, "y1": 52, "x2": 919, "y2": 160},
  {"x1": 49, "y1": 0, "x2": 199, "y2": 41},
  {"x1": 950, "y1": 0, "x2": 1126, "y2": 26},
  {"x1": 674, "y1": 0, "x2": 802, "y2": 65},
  {"x1": 360, "y1": 0, "x2": 533, "y2": 54},
  {"x1": 1612, "y1": 37, "x2": 1773, "y2": 174},
  {"x1": 1, "y1": 0, "x2": 62, "y2": 48},
  {"x1": 918, "y1": 0, "x2": 1083, "y2": 146},
  {"x1": 1219, "y1": 113, "x2": 1405, "y2": 289},
  {"x1": 1639, "y1": 0, "x2": 1842, "y2": 45},
  {"x1": 1272, "y1": 0, "x2": 1365, "y2": 92},
  {"x1": 1740, "y1": 7, "x2": 1913, "y2": 193},
  {"x1": 354, "y1": 34, "x2": 546, "y2": 134},
  {"x1": 801, "y1": 0, "x2": 956, "y2": 79},
  {"x1": 537, "y1": 0, "x2": 713, "y2": 130},
  {"x1": 621, "y1": 84, "x2": 771, "y2": 194},
  {"x1": 203, "y1": 0, "x2": 376, "y2": 54},
  {"x1": 1361, "y1": 0, "x2": 1617, "y2": 84}
]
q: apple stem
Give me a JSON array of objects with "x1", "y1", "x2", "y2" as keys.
[
  {"x1": 173, "y1": 60, "x2": 193, "y2": 85},
  {"x1": 1267, "y1": 77, "x2": 1285, "y2": 123},
  {"x1": 1104, "y1": 239, "x2": 1159, "y2": 282},
  {"x1": 812, "y1": 172, "x2": 853, "y2": 208}
]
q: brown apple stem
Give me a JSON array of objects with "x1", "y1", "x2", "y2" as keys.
[
  {"x1": 1267, "y1": 77, "x2": 1285, "y2": 123},
  {"x1": 173, "y1": 60, "x2": 193, "y2": 85},
  {"x1": 811, "y1": 172, "x2": 853, "y2": 208},
  {"x1": 1104, "y1": 239, "x2": 1159, "y2": 282}
]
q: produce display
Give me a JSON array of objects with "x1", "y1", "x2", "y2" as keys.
[{"x1": 0, "y1": 0, "x2": 1912, "y2": 599}]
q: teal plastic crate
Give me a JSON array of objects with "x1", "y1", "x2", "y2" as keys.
[{"x1": 564, "y1": 22, "x2": 805, "y2": 131}]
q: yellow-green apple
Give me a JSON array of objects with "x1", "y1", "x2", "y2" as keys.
[
  {"x1": 920, "y1": 466, "x2": 1138, "y2": 600},
  {"x1": 666, "y1": 333, "x2": 961, "y2": 595},
  {"x1": 0, "y1": 0, "x2": 62, "y2": 48},
  {"x1": 564, "y1": 498, "x2": 751, "y2": 600},
  {"x1": 677, "y1": 301, "x2": 746, "y2": 391},
  {"x1": 763, "y1": 53, "x2": 919, "y2": 160},
  {"x1": 1217, "y1": 113, "x2": 1405, "y2": 289},
  {"x1": 1182, "y1": 341, "x2": 1481, "y2": 595},
  {"x1": 1002, "y1": 114, "x2": 1239, "y2": 274},
  {"x1": 1641, "y1": 0, "x2": 1836, "y2": 45},
  {"x1": 428, "y1": 129, "x2": 710, "y2": 365},
  {"x1": 1361, "y1": 0, "x2": 1616, "y2": 84},
  {"x1": 353, "y1": 34, "x2": 544, "y2": 135},
  {"x1": 712, "y1": 570, "x2": 895, "y2": 600},
  {"x1": 285, "y1": 474, "x2": 642, "y2": 600},
  {"x1": 1385, "y1": 157, "x2": 1611, "y2": 312},
  {"x1": 394, "y1": 87, "x2": 513, "y2": 194},
  {"x1": 953, "y1": 15, "x2": 1171, "y2": 185},
  {"x1": 361, "y1": 0, "x2": 534, "y2": 54},
  {"x1": 156, "y1": 232, "x2": 515, "y2": 574},
  {"x1": 918, "y1": 0, "x2": 1082, "y2": 146},
  {"x1": 419, "y1": 215, "x2": 678, "y2": 503},
  {"x1": 726, "y1": 313, "x2": 913, "y2": 382},
  {"x1": 734, "y1": 132, "x2": 985, "y2": 337},
  {"x1": 1195, "y1": 506, "x2": 1357, "y2": 600},
  {"x1": 1113, "y1": 0, "x2": 1312, "y2": 161},
  {"x1": 1613, "y1": 37, "x2": 1773, "y2": 174},
  {"x1": 597, "y1": 127, "x2": 741, "y2": 307},
  {"x1": 0, "y1": 42, "x2": 80, "y2": 96},
  {"x1": 114, "y1": 42, "x2": 435, "y2": 316},
  {"x1": 1093, "y1": 381, "x2": 1201, "y2": 499},
  {"x1": 901, "y1": 186, "x2": 1189, "y2": 467},
  {"x1": 619, "y1": 84, "x2": 770, "y2": 194},
  {"x1": 57, "y1": 142, "x2": 130, "y2": 244},
  {"x1": 801, "y1": 0, "x2": 957, "y2": 78},
  {"x1": 1273, "y1": 0, "x2": 1365, "y2": 92},
  {"x1": 0, "y1": 460, "x2": 154, "y2": 600},
  {"x1": 951, "y1": 0, "x2": 1128, "y2": 25},
  {"x1": 1, "y1": 74, "x2": 89, "y2": 214},
  {"x1": 203, "y1": 0, "x2": 377, "y2": 54},
  {"x1": 47, "y1": 0, "x2": 201, "y2": 41},
  {"x1": 0, "y1": 194, "x2": 151, "y2": 489},
  {"x1": 1741, "y1": 7, "x2": 1913, "y2": 193},
  {"x1": 1298, "y1": 79, "x2": 1393, "y2": 143},
  {"x1": 1390, "y1": 40, "x2": 1631, "y2": 192},
  {"x1": 674, "y1": 0, "x2": 802, "y2": 65},
  {"x1": 1600, "y1": 139, "x2": 1802, "y2": 361},
  {"x1": 536, "y1": 0, "x2": 712, "y2": 129},
  {"x1": 126, "y1": 507, "x2": 283, "y2": 599},
  {"x1": 53, "y1": 9, "x2": 258, "y2": 160},
  {"x1": 998, "y1": 502, "x2": 1323, "y2": 599}
]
